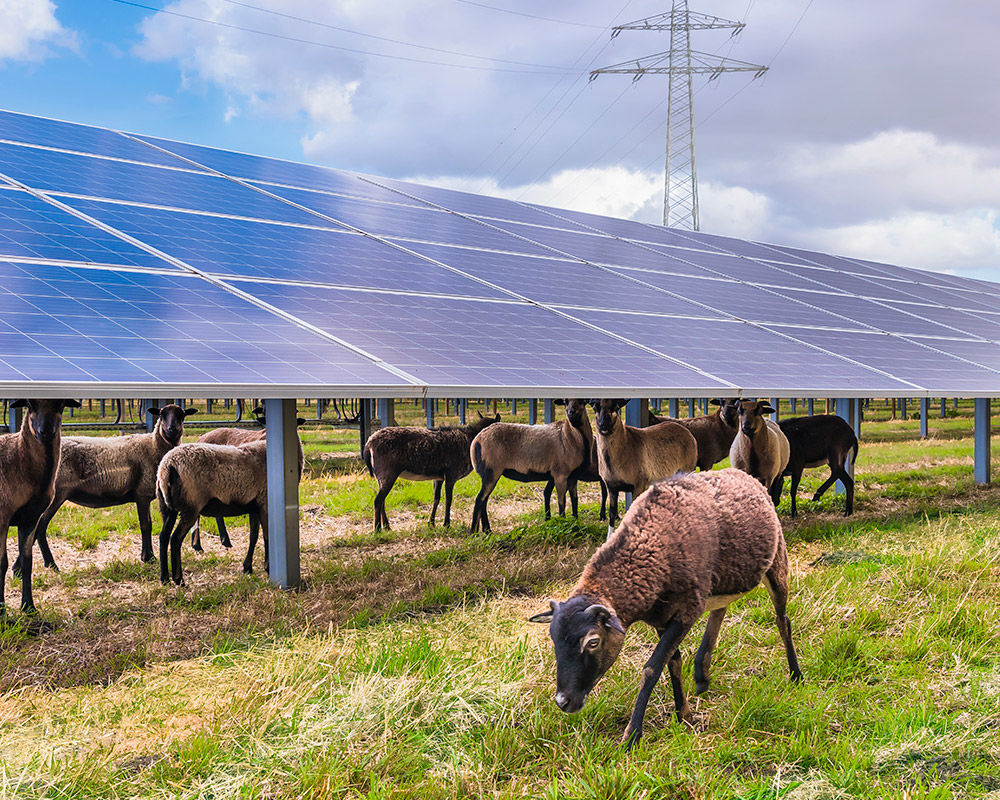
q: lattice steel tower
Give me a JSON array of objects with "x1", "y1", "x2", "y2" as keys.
[{"x1": 591, "y1": 2, "x2": 767, "y2": 230}]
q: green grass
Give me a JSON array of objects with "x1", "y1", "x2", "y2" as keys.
[{"x1": 3, "y1": 400, "x2": 1000, "y2": 797}]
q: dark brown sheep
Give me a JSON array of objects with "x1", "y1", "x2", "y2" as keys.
[
  {"x1": 363, "y1": 412, "x2": 501, "y2": 531},
  {"x1": 530, "y1": 468, "x2": 802, "y2": 749},
  {"x1": 776, "y1": 414, "x2": 859, "y2": 516},
  {"x1": 545, "y1": 437, "x2": 608, "y2": 521},
  {"x1": 0, "y1": 399, "x2": 80, "y2": 627},
  {"x1": 651, "y1": 398, "x2": 740, "y2": 471},
  {"x1": 730, "y1": 399, "x2": 790, "y2": 504},
  {"x1": 470, "y1": 399, "x2": 592, "y2": 534}
]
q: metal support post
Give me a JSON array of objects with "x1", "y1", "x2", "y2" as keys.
[
  {"x1": 687, "y1": 397, "x2": 695, "y2": 417},
  {"x1": 510, "y1": 399, "x2": 517, "y2": 415},
  {"x1": 900, "y1": 398, "x2": 907, "y2": 419},
  {"x1": 808, "y1": 398, "x2": 814, "y2": 416},
  {"x1": 426, "y1": 399, "x2": 435, "y2": 428},
  {"x1": 954, "y1": 398, "x2": 959, "y2": 410},
  {"x1": 265, "y1": 398, "x2": 300, "y2": 589},
  {"x1": 853, "y1": 398, "x2": 862, "y2": 439},
  {"x1": 651, "y1": 398, "x2": 661, "y2": 412},
  {"x1": 6, "y1": 401, "x2": 22, "y2": 433},
  {"x1": 458, "y1": 399, "x2": 467, "y2": 425},
  {"x1": 144, "y1": 399, "x2": 167, "y2": 431},
  {"x1": 669, "y1": 398, "x2": 679, "y2": 418},
  {"x1": 834, "y1": 398, "x2": 854, "y2": 494},
  {"x1": 920, "y1": 397, "x2": 929, "y2": 439},
  {"x1": 975, "y1": 398, "x2": 991, "y2": 485},
  {"x1": 377, "y1": 398, "x2": 394, "y2": 429},
  {"x1": 544, "y1": 399, "x2": 554, "y2": 423},
  {"x1": 790, "y1": 398, "x2": 797, "y2": 413},
  {"x1": 528, "y1": 399, "x2": 537, "y2": 425},
  {"x1": 99, "y1": 399, "x2": 106, "y2": 418},
  {"x1": 358, "y1": 399, "x2": 372, "y2": 455},
  {"x1": 940, "y1": 398, "x2": 946, "y2": 418}
]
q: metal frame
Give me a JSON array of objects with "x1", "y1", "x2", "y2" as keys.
[
  {"x1": 265, "y1": 398, "x2": 301, "y2": 588},
  {"x1": 975, "y1": 397, "x2": 991, "y2": 485}
]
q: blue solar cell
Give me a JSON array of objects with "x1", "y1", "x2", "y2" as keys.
[
  {"x1": 227, "y1": 279, "x2": 731, "y2": 390},
  {"x1": 0, "y1": 143, "x2": 324, "y2": 226},
  {"x1": 524, "y1": 205, "x2": 706, "y2": 251},
  {"x1": 670, "y1": 231, "x2": 822, "y2": 265},
  {"x1": 0, "y1": 110, "x2": 193, "y2": 169},
  {"x1": 59, "y1": 197, "x2": 508, "y2": 298},
  {"x1": 774, "y1": 326, "x2": 1000, "y2": 393},
  {"x1": 880, "y1": 303, "x2": 1000, "y2": 341},
  {"x1": 638, "y1": 245, "x2": 821, "y2": 285},
  {"x1": 256, "y1": 183, "x2": 557, "y2": 257},
  {"x1": 0, "y1": 260, "x2": 410, "y2": 388},
  {"x1": 0, "y1": 188, "x2": 176, "y2": 269},
  {"x1": 401, "y1": 241, "x2": 725, "y2": 317},
  {"x1": 134, "y1": 134, "x2": 422, "y2": 206},
  {"x1": 857, "y1": 276, "x2": 1000, "y2": 313},
  {"x1": 774, "y1": 288, "x2": 966, "y2": 338},
  {"x1": 571, "y1": 310, "x2": 917, "y2": 394}
]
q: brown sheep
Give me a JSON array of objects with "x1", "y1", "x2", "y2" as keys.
[
  {"x1": 470, "y1": 399, "x2": 592, "y2": 534},
  {"x1": 650, "y1": 398, "x2": 740, "y2": 471},
  {"x1": 363, "y1": 412, "x2": 500, "y2": 532},
  {"x1": 0, "y1": 399, "x2": 80, "y2": 628},
  {"x1": 529, "y1": 468, "x2": 802, "y2": 749},
  {"x1": 590, "y1": 398, "x2": 698, "y2": 528},
  {"x1": 730, "y1": 399, "x2": 791, "y2": 505}
]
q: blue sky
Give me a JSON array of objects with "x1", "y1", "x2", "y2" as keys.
[{"x1": 3, "y1": 0, "x2": 1000, "y2": 281}]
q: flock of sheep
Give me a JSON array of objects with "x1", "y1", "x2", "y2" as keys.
[{"x1": 2, "y1": 395, "x2": 857, "y2": 744}]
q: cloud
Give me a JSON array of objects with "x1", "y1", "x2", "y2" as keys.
[{"x1": 0, "y1": 0, "x2": 75, "y2": 62}]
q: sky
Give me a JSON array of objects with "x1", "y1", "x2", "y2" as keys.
[{"x1": 2, "y1": 0, "x2": 999, "y2": 281}]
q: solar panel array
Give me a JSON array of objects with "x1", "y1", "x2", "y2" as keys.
[{"x1": 2, "y1": 108, "x2": 999, "y2": 397}]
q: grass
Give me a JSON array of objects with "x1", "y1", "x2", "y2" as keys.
[{"x1": 2, "y1": 400, "x2": 1000, "y2": 797}]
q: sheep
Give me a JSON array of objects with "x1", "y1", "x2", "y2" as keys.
[
  {"x1": 469, "y1": 399, "x2": 592, "y2": 534},
  {"x1": 590, "y1": 398, "x2": 698, "y2": 529},
  {"x1": 545, "y1": 436, "x2": 608, "y2": 522},
  {"x1": 775, "y1": 414, "x2": 859, "y2": 516},
  {"x1": 730, "y1": 399, "x2": 791, "y2": 505},
  {"x1": 156, "y1": 439, "x2": 268, "y2": 585},
  {"x1": 0, "y1": 399, "x2": 80, "y2": 628},
  {"x1": 194, "y1": 407, "x2": 305, "y2": 549},
  {"x1": 19, "y1": 404, "x2": 197, "y2": 573},
  {"x1": 529, "y1": 468, "x2": 802, "y2": 749},
  {"x1": 363, "y1": 412, "x2": 501, "y2": 532},
  {"x1": 650, "y1": 398, "x2": 740, "y2": 471}
]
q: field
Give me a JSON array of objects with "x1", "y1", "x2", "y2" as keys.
[{"x1": 1, "y1": 399, "x2": 1000, "y2": 799}]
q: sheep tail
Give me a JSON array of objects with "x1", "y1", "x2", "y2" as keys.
[
  {"x1": 472, "y1": 440, "x2": 485, "y2": 476},
  {"x1": 362, "y1": 444, "x2": 375, "y2": 477},
  {"x1": 159, "y1": 464, "x2": 180, "y2": 510}
]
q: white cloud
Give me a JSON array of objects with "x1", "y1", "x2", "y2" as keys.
[
  {"x1": 0, "y1": 0, "x2": 74, "y2": 62},
  {"x1": 698, "y1": 182, "x2": 771, "y2": 240}
]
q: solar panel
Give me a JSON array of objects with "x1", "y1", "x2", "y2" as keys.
[
  {"x1": 525, "y1": 205, "x2": 711, "y2": 251},
  {"x1": 880, "y1": 303, "x2": 1000, "y2": 342},
  {"x1": 0, "y1": 142, "x2": 323, "y2": 226},
  {"x1": 0, "y1": 110, "x2": 190, "y2": 169},
  {"x1": 0, "y1": 259, "x2": 410, "y2": 389},
  {"x1": 0, "y1": 188, "x2": 177, "y2": 270},
  {"x1": 223, "y1": 279, "x2": 732, "y2": 391}
]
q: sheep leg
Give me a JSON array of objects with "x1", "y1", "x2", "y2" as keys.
[
  {"x1": 666, "y1": 648, "x2": 693, "y2": 724},
  {"x1": 471, "y1": 472, "x2": 499, "y2": 534},
  {"x1": 568, "y1": 478, "x2": 579, "y2": 519},
  {"x1": 216, "y1": 517, "x2": 232, "y2": 548},
  {"x1": 17, "y1": 524, "x2": 45, "y2": 627},
  {"x1": 554, "y1": 477, "x2": 569, "y2": 518},
  {"x1": 608, "y1": 490, "x2": 620, "y2": 529},
  {"x1": 0, "y1": 521, "x2": 8, "y2": 623},
  {"x1": 157, "y1": 502, "x2": 176, "y2": 584},
  {"x1": 190, "y1": 522, "x2": 202, "y2": 552},
  {"x1": 542, "y1": 479, "x2": 554, "y2": 520},
  {"x1": 765, "y1": 548, "x2": 803, "y2": 684},
  {"x1": 769, "y1": 474, "x2": 784, "y2": 507},
  {"x1": 832, "y1": 464, "x2": 855, "y2": 516},
  {"x1": 260, "y1": 511, "x2": 269, "y2": 574},
  {"x1": 31, "y1": 502, "x2": 60, "y2": 573},
  {"x1": 694, "y1": 608, "x2": 727, "y2": 694},
  {"x1": 137, "y1": 500, "x2": 155, "y2": 564},
  {"x1": 243, "y1": 514, "x2": 259, "y2": 574},
  {"x1": 622, "y1": 617, "x2": 691, "y2": 751},
  {"x1": 788, "y1": 469, "x2": 802, "y2": 518},
  {"x1": 373, "y1": 474, "x2": 397, "y2": 532},
  {"x1": 598, "y1": 479, "x2": 608, "y2": 522},
  {"x1": 811, "y1": 472, "x2": 839, "y2": 502},
  {"x1": 169, "y1": 511, "x2": 199, "y2": 586},
  {"x1": 428, "y1": 480, "x2": 442, "y2": 528},
  {"x1": 442, "y1": 479, "x2": 455, "y2": 528}
]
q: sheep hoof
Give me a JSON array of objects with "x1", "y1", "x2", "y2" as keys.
[
  {"x1": 141, "y1": 553, "x2": 156, "y2": 564},
  {"x1": 242, "y1": 565, "x2": 253, "y2": 575},
  {"x1": 695, "y1": 680, "x2": 710, "y2": 695},
  {"x1": 221, "y1": 539, "x2": 232, "y2": 549},
  {"x1": 10, "y1": 560, "x2": 22, "y2": 579},
  {"x1": 44, "y1": 561, "x2": 59, "y2": 573},
  {"x1": 621, "y1": 726, "x2": 642, "y2": 751},
  {"x1": 192, "y1": 543, "x2": 203, "y2": 553}
]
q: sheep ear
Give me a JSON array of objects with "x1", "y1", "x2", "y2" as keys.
[
  {"x1": 296, "y1": 417, "x2": 306, "y2": 426},
  {"x1": 147, "y1": 407, "x2": 160, "y2": 417},
  {"x1": 528, "y1": 598, "x2": 560, "y2": 623},
  {"x1": 584, "y1": 604, "x2": 626, "y2": 635},
  {"x1": 709, "y1": 398, "x2": 721, "y2": 406},
  {"x1": 758, "y1": 402, "x2": 776, "y2": 415},
  {"x1": 493, "y1": 413, "x2": 500, "y2": 421},
  {"x1": 477, "y1": 411, "x2": 485, "y2": 419},
  {"x1": 553, "y1": 399, "x2": 566, "y2": 406},
  {"x1": 11, "y1": 399, "x2": 27, "y2": 408},
  {"x1": 64, "y1": 399, "x2": 82, "y2": 409},
  {"x1": 252, "y1": 405, "x2": 265, "y2": 416},
  {"x1": 184, "y1": 408, "x2": 199, "y2": 417}
]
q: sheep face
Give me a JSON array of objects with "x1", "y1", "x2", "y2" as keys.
[
  {"x1": 737, "y1": 399, "x2": 774, "y2": 438},
  {"x1": 711, "y1": 398, "x2": 740, "y2": 429},
  {"x1": 11, "y1": 399, "x2": 81, "y2": 444},
  {"x1": 530, "y1": 596, "x2": 625, "y2": 714},
  {"x1": 589, "y1": 398, "x2": 627, "y2": 436},
  {"x1": 149, "y1": 404, "x2": 198, "y2": 445},
  {"x1": 554, "y1": 398, "x2": 590, "y2": 429}
]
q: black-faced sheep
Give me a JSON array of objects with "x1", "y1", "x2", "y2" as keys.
[
  {"x1": 469, "y1": 399, "x2": 592, "y2": 534},
  {"x1": 529, "y1": 468, "x2": 802, "y2": 749},
  {"x1": 20, "y1": 404, "x2": 197, "y2": 573},
  {"x1": 776, "y1": 414, "x2": 859, "y2": 516},
  {"x1": 363, "y1": 412, "x2": 500, "y2": 532},
  {"x1": 650, "y1": 398, "x2": 740, "y2": 471},
  {"x1": 0, "y1": 399, "x2": 80, "y2": 627},
  {"x1": 590, "y1": 398, "x2": 698, "y2": 528},
  {"x1": 730, "y1": 400, "x2": 791, "y2": 505}
]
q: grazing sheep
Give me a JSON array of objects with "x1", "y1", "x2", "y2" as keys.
[
  {"x1": 21, "y1": 404, "x2": 197, "y2": 573},
  {"x1": 651, "y1": 398, "x2": 740, "y2": 471},
  {"x1": 529, "y1": 468, "x2": 802, "y2": 749},
  {"x1": 195, "y1": 407, "x2": 305, "y2": 549},
  {"x1": 363, "y1": 412, "x2": 501, "y2": 532},
  {"x1": 469, "y1": 399, "x2": 592, "y2": 534},
  {"x1": 730, "y1": 400, "x2": 791, "y2": 505},
  {"x1": 156, "y1": 440, "x2": 269, "y2": 585},
  {"x1": 590, "y1": 398, "x2": 698, "y2": 529},
  {"x1": 0, "y1": 399, "x2": 80, "y2": 627},
  {"x1": 545, "y1": 437, "x2": 608, "y2": 522},
  {"x1": 776, "y1": 414, "x2": 859, "y2": 516}
]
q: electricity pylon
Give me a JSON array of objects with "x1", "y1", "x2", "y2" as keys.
[{"x1": 590, "y1": 1, "x2": 767, "y2": 230}]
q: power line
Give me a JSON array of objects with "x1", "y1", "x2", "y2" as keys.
[
  {"x1": 769, "y1": 0, "x2": 815, "y2": 66},
  {"x1": 450, "y1": 0, "x2": 608, "y2": 29},
  {"x1": 108, "y1": 0, "x2": 574, "y2": 74},
  {"x1": 212, "y1": 0, "x2": 568, "y2": 70}
]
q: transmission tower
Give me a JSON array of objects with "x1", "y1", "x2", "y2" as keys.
[{"x1": 590, "y1": 1, "x2": 767, "y2": 230}]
